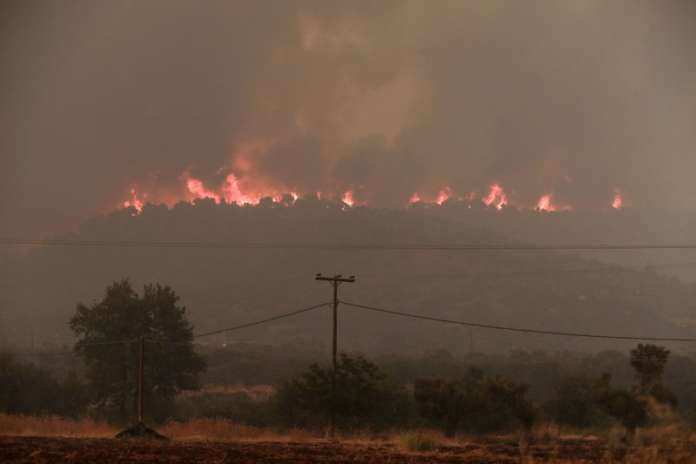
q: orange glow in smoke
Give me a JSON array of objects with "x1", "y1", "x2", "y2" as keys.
[
  {"x1": 186, "y1": 176, "x2": 222, "y2": 203},
  {"x1": 482, "y1": 183, "x2": 508, "y2": 210},
  {"x1": 341, "y1": 190, "x2": 358, "y2": 207},
  {"x1": 536, "y1": 194, "x2": 555, "y2": 212},
  {"x1": 408, "y1": 192, "x2": 421, "y2": 204}
]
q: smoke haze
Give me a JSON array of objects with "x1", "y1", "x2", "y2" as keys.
[{"x1": 2, "y1": 1, "x2": 696, "y2": 237}]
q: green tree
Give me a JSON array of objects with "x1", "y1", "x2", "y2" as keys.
[
  {"x1": 630, "y1": 344, "x2": 670, "y2": 393},
  {"x1": 70, "y1": 280, "x2": 206, "y2": 423},
  {"x1": 629, "y1": 344, "x2": 676, "y2": 406},
  {"x1": 275, "y1": 353, "x2": 409, "y2": 431}
]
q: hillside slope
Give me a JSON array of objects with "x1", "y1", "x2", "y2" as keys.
[{"x1": 2, "y1": 199, "x2": 695, "y2": 354}]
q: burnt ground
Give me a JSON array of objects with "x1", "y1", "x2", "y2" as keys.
[{"x1": 0, "y1": 435, "x2": 693, "y2": 463}]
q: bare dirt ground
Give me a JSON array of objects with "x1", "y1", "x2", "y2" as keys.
[{"x1": 3, "y1": 435, "x2": 691, "y2": 464}]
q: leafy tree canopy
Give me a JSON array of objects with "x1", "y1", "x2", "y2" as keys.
[
  {"x1": 70, "y1": 279, "x2": 206, "y2": 423},
  {"x1": 630, "y1": 344, "x2": 673, "y2": 403}
]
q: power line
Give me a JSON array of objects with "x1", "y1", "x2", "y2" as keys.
[
  {"x1": 341, "y1": 301, "x2": 696, "y2": 343},
  {"x1": 358, "y1": 262, "x2": 696, "y2": 278},
  {"x1": 6, "y1": 238, "x2": 696, "y2": 251},
  {"x1": 5, "y1": 338, "x2": 136, "y2": 357},
  {"x1": 9, "y1": 304, "x2": 331, "y2": 355},
  {"x1": 191, "y1": 302, "x2": 331, "y2": 339},
  {"x1": 76, "y1": 339, "x2": 138, "y2": 347},
  {"x1": 144, "y1": 302, "x2": 330, "y2": 347},
  {"x1": 7, "y1": 350, "x2": 75, "y2": 357}
]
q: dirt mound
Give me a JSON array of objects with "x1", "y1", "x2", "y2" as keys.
[{"x1": 115, "y1": 422, "x2": 167, "y2": 440}]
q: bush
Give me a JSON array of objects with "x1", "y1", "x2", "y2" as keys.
[
  {"x1": 274, "y1": 353, "x2": 410, "y2": 431},
  {"x1": 414, "y1": 368, "x2": 535, "y2": 436},
  {"x1": 0, "y1": 354, "x2": 88, "y2": 417},
  {"x1": 546, "y1": 376, "x2": 610, "y2": 428}
]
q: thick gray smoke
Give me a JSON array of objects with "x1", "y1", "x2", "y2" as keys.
[{"x1": 2, "y1": 1, "x2": 695, "y2": 237}]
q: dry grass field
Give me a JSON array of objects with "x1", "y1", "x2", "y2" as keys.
[{"x1": 2, "y1": 415, "x2": 696, "y2": 463}]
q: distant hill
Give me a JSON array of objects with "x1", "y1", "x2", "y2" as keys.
[{"x1": 2, "y1": 198, "x2": 696, "y2": 355}]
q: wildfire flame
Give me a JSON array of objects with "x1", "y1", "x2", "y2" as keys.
[
  {"x1": 186, "y1": 176, "x2": 222, "y2": 203},
  {"x1": 116, "y1": 137, "x2": 632, "y2": 214},
  {"x1": 222, "y1": 173, "x2": 263, "y2": 205},
  {"x1": 341, "y1": 190, "x2": 366, "y2": 207},
  {"x1": 435, "y1": 187, "x2": 452, "y2": 205},
  {"x1": 482, "y1": 183, "x2": 508, "y2": 210},
  {"x1": 612, "y1": 190, "x2": 623, "y2": 210},
  {"x1": 536, "y1": 194, "x2": 553, "y2": 212},
  {"x1": 535, "y1": 194, "x2": 572, "y2": 212},
  {"x1": 342, "y1": 191, "x2": 355, "y2": 207},
  {"x1": 122, "y1": 188, "x2": 144, "y2": 213},
  {"x1": 120, "y1": 167, "x2": 623, "y2": 214}
]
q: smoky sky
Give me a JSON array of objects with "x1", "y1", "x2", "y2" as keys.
[{"x1": 1, "y1": 0, "x2": 695, "y2": 237}]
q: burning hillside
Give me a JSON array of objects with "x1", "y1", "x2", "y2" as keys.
[{"x1": 121, "y1": 169, "x2": 624, "y2": 214}]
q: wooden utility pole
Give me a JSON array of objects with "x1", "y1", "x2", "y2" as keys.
[
  {"x1": 137, "y1": 336, "x2": 144, "y2": 423},
  {"x1": 116, "y1": 336, "x2": 165, "y2": 440},
  {"x1": 315, "y1": 273, "x2": 355, "y2": 439}
]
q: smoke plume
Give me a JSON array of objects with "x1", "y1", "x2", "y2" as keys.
[{"x1": 2, "y1": 1, "x2": 695, "y2": 236}]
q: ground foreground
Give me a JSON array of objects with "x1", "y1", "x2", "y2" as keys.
[{"x1": 2, "y1": 436, "x2": 696, "y2": 464}]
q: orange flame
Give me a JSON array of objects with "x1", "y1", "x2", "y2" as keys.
[
  {"x1": 435, "y1": 187, "x2": 452, "y2": 205},
  {"x1": 120, "y1": 150, "x2": 625, "y2": 214},
  {"x1": 482, "y1": 183, "x2": 508, "y2": 210},
  {"x1": 342, "y1": 191, "x2": 355, "y2": 207},
  {"x1": 222, "y1": 173, "x2": 263, "y2": 205},
  {"x1": 535, "y1": 193, "x2": 572, "y2": 212},
  {"x1": 536, "y1": 194, "x2": 555, "y2": 212},
  {"x1": 122, "y1": 188, "x2": 144, "y2": 213},
  {"x1": 341, "y1": 190, "x2": 368, "y2": 207},
  {"x1": 612, "y1": 190, "x2": 623, "y2": 210}
]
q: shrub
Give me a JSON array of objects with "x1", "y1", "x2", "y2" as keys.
[
  {"x1": 545, "y1": 376, "x2": 610, "y2": 428},
  {"x1": 0, "y1": 354, "x2": 88, "y2": 417},
  {"x1": 414, "y1": 368, "x2": 535, "y2": 436},
  {"x1": 275, "y1": 353, "x2": 410, "y2": 431}
]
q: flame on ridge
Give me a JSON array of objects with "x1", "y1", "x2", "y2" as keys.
[
  {"x1": 342, "y1": 190, "x2": 356, "y2": 207},
  {"x1": 341, "y1": 190, "x2": 367, "y2": 207},
  {"x1": 122, "y1": 188, "x2": 144, "y2": 213},
  {"x1": 121, "y1": 175, "x2": 625, "y2": 215},
  {"x1": 535, "y1": 193, "x2": 572, "y2": 212},
  {"x1": 612, "y1": 189, "x2": 623, "y2": 210},
  {"x1": 435, "y1": 187, "x2": 452, "y2": 205},
  {"x1": 186, "y1": 176, "x2": 222, "y2": 203},
  {"x1": 482, "y1": 183, "x2": 508, "y2": 210}
]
